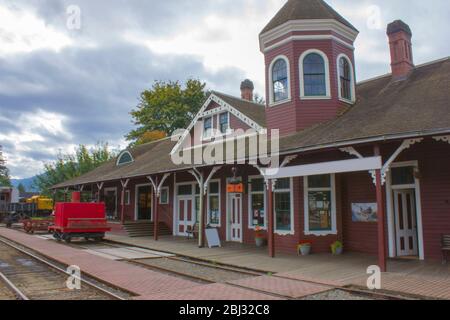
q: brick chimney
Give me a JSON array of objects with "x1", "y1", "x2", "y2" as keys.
[
  {"x1": 240, "y1": 79, "x2": 254, "y2": 101},
  {"x1": 387, "y1": 20, "x2": 414, "y2": 80}
]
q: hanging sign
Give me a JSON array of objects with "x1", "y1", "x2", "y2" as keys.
[{"x1": 227, "y1": 183, "x2": 244, "y2": 193}]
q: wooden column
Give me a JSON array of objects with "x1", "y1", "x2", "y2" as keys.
[
  {"x1": 374, "y1": 145, "x2": 387, "y2": 272},
  {"x1": 267, "y1": 179, "x2": 275, "y2": 258},
  {"x1": 154, "y1": 177, "x2": 159, "y2": 241}
]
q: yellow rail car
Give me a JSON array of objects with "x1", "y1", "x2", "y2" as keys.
[{"x1": 26, "y1": 196, "x2": 54, "y2": 213}]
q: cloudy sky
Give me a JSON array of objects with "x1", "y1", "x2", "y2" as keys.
[{"x1": 0, "y1": 0, "x2": 449, "y2": 179}]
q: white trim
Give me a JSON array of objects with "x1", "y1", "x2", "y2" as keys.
[
  {"x1": 159, "y1": 187, "x2": 169, "y2": 205},
  {"x1": 248, "y1": 176, "x2": 267, "y2": 230},
  {"x1": 104, "y1": 187, "x2": 118, "y2": 219},
  {"x1": 116, "y1": 151, "x2": 134, "y2": 166},
  {"x1": 303, "y1": 174, "x2": 337, "y2": 236},
  {"x1": 134, "y1": 183, "x2": 152, "y2": 221},
  {"x1": 172, "y1": 173, "x2": 177, "y2": 235},
  {"x1": 386, "y1": 161, "x2": 425, "y2": 260},
  {"x1": 268, "y1": 55, "x2": 291, "y2": 106},
  {"x1": 299, "y1": 49, "x2": 331, "y2": 100},
  {"x1": 259, "y1": 19, "x2": 358, "y2": 53},
  {"x1": 206, "y1": 179, "x2": 221, "y2": 227},
  {"x1": 263, "y1": 35, "x2": 355, "y2": 53},
  {"x1": 273, "y1": 177, "x2": 295, "y2": 235},
  {"x1": 336, "y1": 53, "x2": 356, "y2": 103}
]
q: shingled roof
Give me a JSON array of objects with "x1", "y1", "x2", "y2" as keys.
[
  {"x1": 53, "y1": 57, "x2": 450, "y2": 189},
  {"x1": 279, "y1": 57, "x2": 450, "y2": 152},
  {"x1": 261, "y1": 0, "x2": 358, "y2": 35}
]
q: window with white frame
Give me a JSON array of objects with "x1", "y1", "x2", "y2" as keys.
[
  {"x1": 159, "y1": 187, "x2": 169, "y2": 205},
  {"x1": 203, "y1": 117, "x2": 212, "y2": 138},
  {"x1": 219, "y1": 112, "x2": 229, "y2": 134},
  {"x1": 299, "y1": 50, "x2": 331, "y2": 99},
  {"x1": 337, "y1": 55, "x2": 355, "y2": 102},
  {"x1": 249, "y1": 178, "x2": 266, "y2": 229},
  {"x1": 304, "y1": 174, "x2": 336, "y2": 235},
  {"x1": 271, "y1": 57, "x2": 289, "y2": 103},
  {"x1": 274, "y1": 178, "x2": 293, "y2": 233},
  {"x1": 207, "y1": 181, "x2": 220, "y2": 226}
]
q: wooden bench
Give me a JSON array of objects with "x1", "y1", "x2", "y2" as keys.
[
  {"x1": 443, "y1": 234, "x2": 450, "y2": 263},
  {"x1": 186, "y1": 223, "x2": 199, "y2": 239}
]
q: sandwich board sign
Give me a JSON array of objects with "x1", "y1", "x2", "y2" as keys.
[{"x1": 205, "y1": 228, "x2": 221, "y2": 248}]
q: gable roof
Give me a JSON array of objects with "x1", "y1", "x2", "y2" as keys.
[
  {"x1": 212, "y1": 91, "x2": 266, "y2": 127},
  {"x1": 261, "y1": 0, "x2": 358, "y2": 35},
  {"x1": 170, "y1": 91, "x2": 266, "y2": 155}
]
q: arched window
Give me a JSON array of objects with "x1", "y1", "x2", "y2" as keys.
[
  {"x1": 272, "y1": 58, "x2": 289, "y2": 103},
  {"x1": 337, "y1": 54, "x2": 355, "y2": 102},
  {"x1": 303, "y1": 53, "x2": 326, "y2": 97},
  {"x1": 339, "y1": 58, "x2": 351, "y2": 100},
  {"x1": 117, "y1": 151, "x2": 134, "y2": 166}
]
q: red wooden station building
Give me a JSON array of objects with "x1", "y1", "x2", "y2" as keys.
[{"x1": 53, "y1": 0, "x2": 450, "y2": 271}]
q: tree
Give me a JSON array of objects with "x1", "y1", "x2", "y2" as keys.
[
  {"x1": 34, "y1": 143, "x2": 117, "y2": 197},
  {"x1": 0, "y1": 146, "x2": 11, "y2": 187},
  {"x1": 17, "y1": 183, "x2": 26, "y2": 194},
  {"x1": 135, "y1": 130, "x2": 167, "y2": 146},
  {"x1": 126, "y1": 79, "x2": 207, "y2": 145}
]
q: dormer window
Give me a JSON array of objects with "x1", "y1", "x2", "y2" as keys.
[
  {"x1": 219, "y1": 112, "x2": 229, "y2": 134},
  {"x1": 299, "y1": 49, "x2": 331, "y2": 99},
  {"x1": 203, "y1": 117, "x2": 212, "y2": 138},
  {"x1": 116, "y1": 151, "x2": 134, "y2": 166},
  {"x1": 269, "y1": 56, "x2": 290, "y2": 105},
  {"x1": 337, "y1": 54, "x2": 355, "y2": 103}
]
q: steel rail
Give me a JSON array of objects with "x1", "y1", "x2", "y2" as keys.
[
  {"x1": 0, "y1": 237, "x2": 127, "y2": 300},
  {"x1": 0, "y1": 271, "x2": 29, "y2": 300}
]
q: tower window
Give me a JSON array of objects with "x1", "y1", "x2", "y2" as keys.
[
  {"x1": 337, "y1": 54, "x2": 355, "y2": 102},
  {"x1": 272, "y1": 58, "x2": 289, "y2": 102},
  {"x1": 339, "y1": 57, "x2": 352, "y2": 100},
  {"x1": 303, "y1": 53, "x2": 326, "y2": 96}
]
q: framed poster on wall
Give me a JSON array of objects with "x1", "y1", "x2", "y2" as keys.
[{"x1": 352, "y1": 203, "x2": 378, "y2": 222}]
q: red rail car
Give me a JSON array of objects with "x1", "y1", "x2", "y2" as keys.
[{"x1": 49, "y1": 203, "x2": 111, "y2": 243}]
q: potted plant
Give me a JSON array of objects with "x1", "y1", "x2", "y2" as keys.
[
  {"x1": 255, "y1": 226, "x2": 267, "y2": 247},
  {"x1": 331, "y1": 241, "x2": 344, "y2": 255},
  {"x1": 297, "y1": 241, "x2": 312, "y2": 256}
]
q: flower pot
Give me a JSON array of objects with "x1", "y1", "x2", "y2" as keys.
[
  {"x1": 255, "y1": 237, "x2": 267, "y2": 247},
  {"x1": 299, "y1": 245, "x2": 311, "y2": 256},
  {"x1": 334, "y1": 246, "x2": 343, "y2": 255}
]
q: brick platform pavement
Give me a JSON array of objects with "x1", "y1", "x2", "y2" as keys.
[
  {"x1": 228, "y1": 276, "x2": 331, "y2": 299},
  {"x1": 0, "y1": 228, "x2": 282, "y2": 300}
]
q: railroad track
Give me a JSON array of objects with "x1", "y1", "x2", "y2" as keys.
[{"x1": 0, "y1": 238, "x2": 129, "y2": 300}]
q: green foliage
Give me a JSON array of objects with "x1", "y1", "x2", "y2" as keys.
[
  {"x1": 126, "y1": 79, "x2": 207, "y2": 145},
  {"x1": 0, "y1": 146, "x2": 11, "y2": 187},
  {"x1": 34, "y1": 143, "x2": 117, "y2": 197},
  {"x1": 17, "y1": 183, "x2": 26, "y2": 194}
]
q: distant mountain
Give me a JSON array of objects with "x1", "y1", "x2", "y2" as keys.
[{"x1": 11, "y1": 177, "x2": 38, "y2": 192}]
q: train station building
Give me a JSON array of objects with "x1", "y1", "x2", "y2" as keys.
[{"x1": 52, "y1": 0, "x2": 450, "y2": 270}]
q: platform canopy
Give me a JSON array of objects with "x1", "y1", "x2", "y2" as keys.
[{"x1": 265, "y1": 156, "x2": 382, "y2": 179}]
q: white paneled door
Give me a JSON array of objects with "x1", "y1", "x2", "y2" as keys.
[
  {"x1": 394, "y1": 190, "x2": 418, "y2": 257},
  {"x1": 229, "y1": 194, "x2": 242, "y2": 242}
]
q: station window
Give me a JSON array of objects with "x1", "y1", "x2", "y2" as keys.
[
  {"x1": 159, "y1": 187, "x2": 169, "y2": 205},
  {"x1": 249, "y1": 178, "x2": 266, "y2": 229},
  {"x1": 203, "y1": 117, "x2": 212, "y2": 138},
  {"x1": 219, "y1": 112, "x2": 229, "y2": 134},
  {"x1": 208, "y1": 181, "x2": 220, "y2": 226},
  {"x1": 304, "y1": 174, "x2": 336, "y2": 235},
  {"x1": 274, "y1": 178, "x2": 293, "y2": 233}
]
